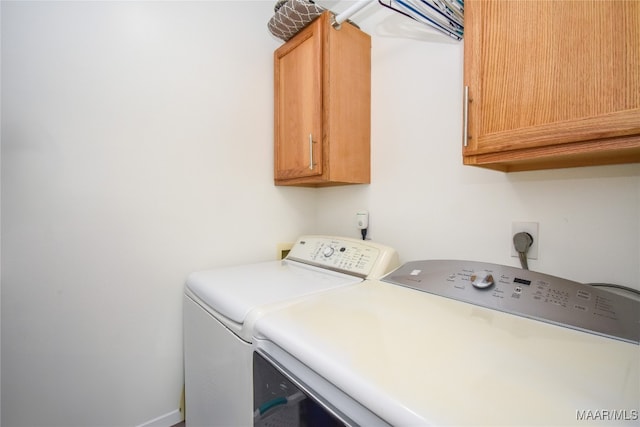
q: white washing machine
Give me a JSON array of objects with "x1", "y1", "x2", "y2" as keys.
[
  {"x1": 183, "y1": 235, "x2": 399, "y2": 427},
  {"x1": 253, "y1": 260, "x2": 640, "y2": 426}
]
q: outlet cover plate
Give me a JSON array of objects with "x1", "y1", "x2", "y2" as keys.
[{"x1": 276, "y1": 242, "x2": 293, "y2": 260}]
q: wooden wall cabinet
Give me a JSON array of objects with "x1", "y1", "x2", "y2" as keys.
[
  {"x1": 463, "y1": 0, "x2": 640, "y2": 172},
  {"x1": 274, "y1": 11, "x2": 371, "y2": 186}
]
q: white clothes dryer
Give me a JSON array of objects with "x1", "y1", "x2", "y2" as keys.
[
  {"x1": 183, "y1": 235, "x2": 399, "y2": 427},
  {"x1": 253, "y1": 260, "x2": 639, "y2": 426}
]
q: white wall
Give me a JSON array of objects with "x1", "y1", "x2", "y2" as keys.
[
  {"x1": 1, "y1": 1, "x2": 315, "y2": 426},
  {"x1": 0, "y1": 3, "x2": 3, "y2": 423},
  {"x1": 315, "y1": 5, "x2": 640, "y2": 289},
  {"x1": 2, "y1": 1, "x2": 639, "y2": 427}
]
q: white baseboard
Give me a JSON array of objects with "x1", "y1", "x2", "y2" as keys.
[{"x1": 136, "y1": 409, "x2": 183, "y2": 427}]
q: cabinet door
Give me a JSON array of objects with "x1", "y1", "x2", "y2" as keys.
[
  {"x1": 274, "y1": 20, "x2": 323, "y2": 181},
  {"x1": 464, "y1": 0, "x2": 640, "y2": 171}
]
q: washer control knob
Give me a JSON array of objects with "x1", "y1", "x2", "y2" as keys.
[
  {"x1": 322, "y1": 246, "x2": 335, "y2": 257},
  {"x1": 470, "y1": 270, "x2": 494, "y2": 289}
]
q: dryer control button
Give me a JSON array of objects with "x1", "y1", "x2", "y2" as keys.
[{"x1": 471, "y1": 270, "x2": 494, "y2": 289}]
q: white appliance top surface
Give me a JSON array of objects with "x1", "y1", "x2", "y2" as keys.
[
  {"x1": 253, "y1": 280, "x2": 640, "y2": 426},
  {"x1": 384, "y1": 260, "x2": 640, "y2": 343},
  {"x1": 184, "y1": 235, "x2": 399, "y2": 326},
  {"x1": 185, "y1": 260, "x2": 361, "y2": 324}
]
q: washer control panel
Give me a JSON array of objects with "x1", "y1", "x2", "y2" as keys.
[
  {"x1": 286, "y1": 236, "x2": 399, "y2": 279},
  {"x1": 383, "y1": 260, "x2": 640, "y2": 344}
]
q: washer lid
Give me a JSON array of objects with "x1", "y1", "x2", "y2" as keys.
[{"x1": 186, "y1": 260, "x2": 362, "y2": 324}]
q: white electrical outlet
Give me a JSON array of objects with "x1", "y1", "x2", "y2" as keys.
[
  {"x1": 356, "y1": 211, "x2": 369, "y2": 229},
  {"x1": 511, "y1": 222, "x2": 539, "y2": 259}
]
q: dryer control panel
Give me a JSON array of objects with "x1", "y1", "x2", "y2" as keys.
[
  {"x1": 286, "y1": 236, "x2": 399, "y2": 280},
  {"x1": 383, "y1": 260, "x2": 640, "y2": 344}
]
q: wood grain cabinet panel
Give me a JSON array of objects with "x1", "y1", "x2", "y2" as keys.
[
  {"x1": 463, "y1": 0, "x2": 640, "y2": 171},
  {"x1": 274, "y1": 12, "x2": 371, "y2": 186}
]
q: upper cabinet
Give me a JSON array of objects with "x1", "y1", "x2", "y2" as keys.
[
  {"x1": 463, "y1": 0, "x2": 640, "y2": 172},
  {"x1": 274, "y1": 11, "x2": 371, "y2": 186}
]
